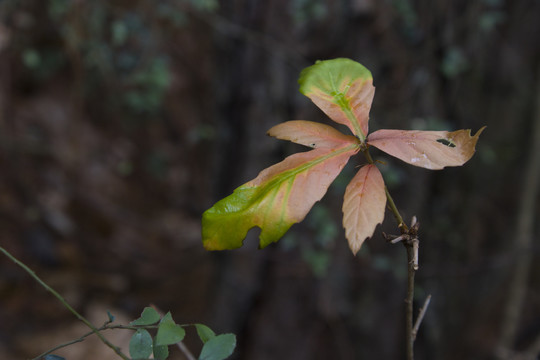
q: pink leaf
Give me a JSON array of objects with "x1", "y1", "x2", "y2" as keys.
[
  {"x1": 342, "y1": 164, "x2": 387, "y2": 255},
  {"x1": 267, "y1": 120, "x2": 359, "y2": 149},
  {"x1": 307, "y1": 79, "x2": 375, "y2": 140},
  {"x1": 203, "y1": 143, "x2": 359, "y2": 250},
  {"x1": 367, "y1": 127, "x2": 486, "y2": 170}
]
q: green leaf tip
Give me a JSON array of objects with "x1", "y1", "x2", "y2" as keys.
[
  {"x1": 297, "y1": 58, "x2": 375, "y2": 140},
  {"x1": 202, "y1": 145, "x2": 358, "y2": 251},
  {"x1": 199, "y1": 333, "x2": 237, "y2": 360},
  {"x1": 196, "y1": 323, "x2": 217, "y2": 344},
  {"x1": 156, "y1": 312, "x2": 186, "y2": 346},
  {"x1": 130, "y1": 306, "x2": 160, "y2": 326},
  {"x1": 298, "y1": 58, "x2": 372, "y2": 96}
]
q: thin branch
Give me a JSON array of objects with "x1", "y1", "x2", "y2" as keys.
[
  {"x1": 364, "y1": 146, "x2": 420, "y2": 359},
  {"x1": 33, "y1": 320, "x2": 111, "y2": 360},
  {"x1": 362, "y1": 145, "x2": 376, "y2": 164},
  {"x1": 385, "y1": 217, "x2": 421, "y2": 360},
  {"x1": 412, "y1": 295, "x2": 432, "y2": 341},
  {"x1": 390, "y1": 235, "x2": 405, "y2": 244},
  {"x1": 176, "y1": 341, "x2": 197, "y2": 360},
  {"x1": 405, "y1": 241, "x2": 416, "y2": 360},
  {"x1": 32, "y1": 334, "x2": 88, "y2": 360},
  {"x1": 412, "y1": 239, "x2": 419, "y2": 271},
  {"x1": 385, "y1": 186, "x2": 406, "y2": 230},
  {"x1": 0, "y1": 246, "x2": 130, "y2": 360},
  {"x1": 31, "y1": 321, "x2": 180, "y2": 360}
]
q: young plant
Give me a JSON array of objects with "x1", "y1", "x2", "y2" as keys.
[
  {"x1": 202, "y1": 58, "x2": 484, "y2": 254},
  {"x1": 127, "y1": 307, "x2": 236, "y2": 360},
  {"x1": 0, "y1": 245, "x2": 236, "y2": 360}
]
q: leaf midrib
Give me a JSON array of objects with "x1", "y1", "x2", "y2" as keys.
[{"x1": 236, "y1": 143, "x2": 359, "y2": 219}]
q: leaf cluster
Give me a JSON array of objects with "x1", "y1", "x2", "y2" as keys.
[
  {"x1": 43, "y1": 307, "x2": 236, "y2": 360},
  {"x1": 202, "y1": 58, "x2": 484, "y2": 255},
  {"x1": 128, "y1": 307, "x2": 236, "y2": 360}
]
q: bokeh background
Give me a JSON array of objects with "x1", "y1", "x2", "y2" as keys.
[{"x1": 1, "y1": 0, "x2": 539, "y2": 359}]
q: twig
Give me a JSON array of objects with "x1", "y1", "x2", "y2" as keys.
[
  {"x1": 33, "y1": 320, "x2": 110, "y2": 360},
  {"x1": 177, "y1": 341, "x2": 197, "y2": 360},
  {"x1": 384, "y1": 216, "x2": 421, "y2": 360},
  {"x1": 385, "y1": 186, "x2": 406, "y2": 229},
  {"x1": 0, "y1": 246, "x2": 130, "y2": 360},
  {"x1": 31, "y1": 321, "x2": 167, "y2": 359},
  {"x1": 412, "y1": 295, "x2": 432, "y2": 341},
  {"x1": 388, "y1": 235, "x2": 405, "y2": 244},
  {"x1": 363, "y1": 147, "x2": 428, "y2": 360},
  {"x1": 404, "y1": 240, "x2": 416, "y2": 360},
  {"x1": 412, "y1": 238, "x2": 419, "y2": 271},
  {"x1": 32, "y1": 334, "x2": 87, "y2": 360},
  {"x1": 381, "y1": 207, "x2": 420, "y2": 360}
]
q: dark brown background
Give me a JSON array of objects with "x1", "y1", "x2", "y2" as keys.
[{"x1": 0, "y1": 1, "x2": 539, "y2": 359}]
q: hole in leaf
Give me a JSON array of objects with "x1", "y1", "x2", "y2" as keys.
[{"x1": 436, "y1": 138, "x2": 456, "y2": 147}]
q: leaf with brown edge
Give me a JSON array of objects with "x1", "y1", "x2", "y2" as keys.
[
  {"x1": 298, "y1": 58, "x2": 375, "y2": 141},
  {"x1": 367, "y1": 127, "x2": 486, "y2": 170},
  {"x1": 202, "y1": 143, "x2": 360, "y2": 250},
  {"x1": 267, "y1": 120, "x2": 360, "y2": 149},
  {"x1": 342, "y1": 164, "x2": 387, "y2": 255}
]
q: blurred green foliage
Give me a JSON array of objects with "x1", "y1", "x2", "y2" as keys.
[
  {"x1": 478, "y1": 11, "x2": 506, "y2": 33},
  {"x1": 4, "y1": 0, "x2": 216, "y2": 119},
  {"x1": 123, "y1": 58, "x2": 171, "y2": 114},
  {"x1": 441, "y1": 47, "x2": 469, "y2": 78},
  {"x1": 289, "y1": 0, "x2": 327, "y2": 26},
  {"x1": 391, "y1": 0, "x2": 417, "y2": 28}
]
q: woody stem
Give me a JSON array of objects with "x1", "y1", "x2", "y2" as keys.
[{"x1": 361, "y1": 145, "x2": 415, "y2": 360}]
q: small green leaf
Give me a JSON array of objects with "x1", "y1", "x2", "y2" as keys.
[
  {"x1": 129, "y1": 329, "x2": 153, "y2": 360},
  {"x1": 107, "y1": 310, "x2": 116, "y2": 323},
  {"x1": 195, "y1": 324, "x2": 216, "y2": 344},
  {"x1": 130, "y1": 307, "x2": 161, "y2": 326},
  {"x1": 198, "y1": 333, "x2": 237, "y2": 360},
  {"x1": 155, "y1": 312, "x2": 186, "y2": 346},
  {"x1": 153, "y1": 337, "x2": 169, "y2": 360}
]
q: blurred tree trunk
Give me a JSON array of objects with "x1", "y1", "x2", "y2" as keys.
[{"x1": 496, "y1": 62, "x2": 540, "y2": 359}]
